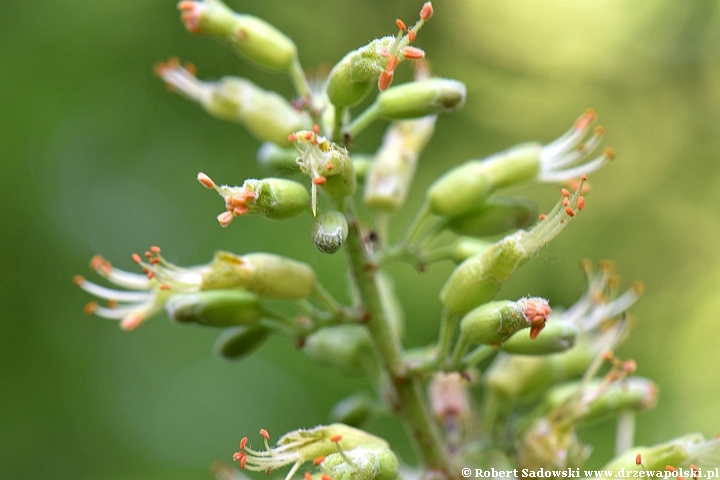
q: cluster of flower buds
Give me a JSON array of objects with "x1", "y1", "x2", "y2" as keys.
[
  {"x1": 156, "y1": 59, "x2": 311, "y2": 145},
  {"x1": 197, "y1": 172, "x2": 310, "y2": 227},
  {"x1": 601, "y1": 433, "x2": 720, "y2": 471},
  {"x1": 325, "y1": 2, "x2": 433, "y2": 108},
  {"x1": 232, "y1": 425, "x2": 395, "y2": 480}
]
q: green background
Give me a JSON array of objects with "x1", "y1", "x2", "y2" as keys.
[{"x1": 2, "y1": 0, "x2": 720, "y2": 478}]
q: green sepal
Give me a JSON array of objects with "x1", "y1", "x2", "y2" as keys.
[
  {"x1": 303, "y1": 325, "x2": 376, "y2": 377},
  {"x1": 501, "y1": 319, "x2": 578, "y2": 355},
  {"x1": 376, "y1": 78, "x2": 466, "y2": 119},
  {"x1": 165, "y1": 289, "x2": 263, "y2": 327},
  {"x1": 446, "y1": 196, "x2": 538, "y2": 237},
  {"x1": 214, "y1": 324, "x2": 271, "y2": 359}
]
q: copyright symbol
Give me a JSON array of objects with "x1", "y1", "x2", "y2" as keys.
[{"x1": 462, "y1": 468, "x2": 471, "y2": 477}]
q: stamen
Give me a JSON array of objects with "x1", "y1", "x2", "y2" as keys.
[
  {"x1": 636, "y1": 454, "x2": 642, "y2": 465},
  {"x1": 313, "y1": 456, "x2": 325, "y2": 466},
  {"x1": 305, "y1": 473, "x2": 312, "y2": 480},
  {"x1": 330, "y1": 435, "x2": 342, "y2": 443},
  {"x1": 378, "y1": 70, "x2": 393, "y2": 91},
  {"x1": 420, "y1": 2, "x2": 434, "y2": 20},
  {"x1": 240, "y1": 437, "x2": 248, "y2": 449},
  {"x1": 313, "y1": 176, "x2": 327, "y2": 185},
  {"x1": 577, "y1": 196, "x2": 585, "y2": 211},
  {"x1": 84, "y1": 302, "x2": 98, "y2": 315},
  {"x1": 197, "y1": 172, "x2": 215, "y2": 189},
  {"x1": 132, "y1": 253, "x2": 142, "y2": 264},
  {"x1": 396, "y1": 19, "x2": 407, "y2": 31},
  {"x1": 120, "y1": 313, "x2": 144, "y2": 331},
  {"x1": 218, "y1": 211, "x2": 234, "y2": 227},
  {"x1": 565, "y1": 206, "x2": 575, "y2": 217},
  {"x1": 402, "y1": 46, "x2": 425, "y2": 59}
]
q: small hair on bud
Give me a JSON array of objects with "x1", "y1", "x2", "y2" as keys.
[
  {"x1": 313, "y1": 456, "x2": 325, "y2": 466},
  {"x1": 420, "y1": 2, "x2": 434, "y2": 20},
  {"x1": 197, "y1": 172, "x2": 215, "y2": 189},
  {"x1": 259, "y1": 428, "x2": 270, "y2": 440},
  {"x1": 396, "y1": 19, "x2": 407, "y2": 31}
]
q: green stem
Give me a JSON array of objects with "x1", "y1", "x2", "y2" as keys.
[
  {"x1": 342, "y1": 198, "x2": 449, "y2": 474},
  {"x1": 332, "y1": 105, "x2": 344, "y2": 144},
  {"x1": 402, "y1": 200, "x2": 432, "y2": 244},
  {"x1": 462, "y1": 345, "x2": 495, "y2": 369},
  {"x1": 345, "y1": 102, "x2": 382, "y2": 140},
  {"x1": 288, "y1": 56, "x2": 312, "y2": 101},
  {"x1": 436, "y1": 309, "x2": 459, "y2": 367},
  {"x1": 448, "y1": 334, "x2": 471, "y2": 371},
  {"x1": 312, "y1": 281, "x2": 345, "y2": 317}
]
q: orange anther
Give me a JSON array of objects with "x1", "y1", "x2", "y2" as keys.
[
  {"x1": 150, "y1": 258, "x2": 160, "y2": 265},
  {"x1": 396, "y1": 19, "x2": 407, "y2": 31},
  {"x1": 330, "y1": 434, "x2": 342, "y2": 442},
  {"x1": 197, "y1": 172, "x2": 215, "y2": 189},
  {"x1": 107, "y1": 299, "x2": 118, "y2": 309},
  {"x1": 73, "y1": 275, "x2": 85, "y2": 286},
  {"x1": 575, "y1": 109, "x2": 597, "y2": 131},
  {"x1": 131, "y1": 253, "x2": 142, "y2": 264},
  {"x1": 313, "y1": 176, "x2": 327, "y2": 185},
  {"x1": 378, "y1": 70, "x2": 394, "y2": 91},
  {"x1": 561, "y1": 188, "x2": 570, "y2": 197},
  {"x1": 313, "y1": 456, "x2": 325, "y2": 466},
  {"x1": 288, "y1": 133, "x2": 297, "y2": 142},
  {"x1": 182, "y1": 61, "x2": 197, "y2": 76},
  {"x1": 259, "y1": 428, "x2": 270, "y2": 440},
  {"x1": 313, "y1": 124, "x2": 320, "y2": 134},
  {"x1": 580, "y1": 174, "x2": 587, "y2": 181},
  {"x1": 322, "y1": 475, "x2": 332, "y2": 480},
  {"x1": 387, "y1": 55, "x2": 400, "y2": 72},
  {"x1": 407, "y1": 29, "x2": 417, "y2": 42},
  {"x1": 233, "y1": 206, "x2": 249, "y2": 216},
  {"x1": 595, "y1": 126, "x2": 605, "y2": 136},
  {"x1": 240, "y1": 437, "x2": 248, "y2": 449},
  {"x1": 305, "y1": 132, "x2": 314, "y2": 140},
  {"x1": 562, "y1": 198, "x2": 570, "y2": 207},
  {"x1": 304, "y1": 473, "x2": 312, "y2": 480},
  {"x1": 604, "y1": 147, "x2": 616, "y2": 160},
  {"x1": 84, "y1": 302, "x2": 98, "y2": 315},
  {"x1": 217, "y1": 211, "x2": 234, "y2": 227},
  {"x1": 178, "y1": 1, "x2": 196, "y2": 11},
  {"x1": 565, "y1": 206, "x2": 575, "y2": 217},
  {"x1": 232, "y1": 451, "x2": 245, "y2": 461},
  {"x1": 420, "y1": 2, "x2": 434, "y2": 20},
  {"x1": 120, "y1": 314, "x2": 144, "y2": 331},
  {"x1": 325, "y1": 162, "x2": 333, "y2": 170},
  {"x1": 160, "y1": 284, "x2": 171, "y2": 290},
  {"x1": 577, "y1": 196, "x2": 585, "y2": 211},
  {"x1": 144, "y1": 251, "x2": 152, "y2": 258},
  {"x1": 623, "y1": 359, "x2": 637, "y2": 373},
  {"x1": 539, "y1": 214, "x2": 547, "y2": 220},
  {"x1": 636, "y1": 454, "x2": 642, "y2": 465},
  {"x1": 146, "y1": 271, "x2": 155, "y2": 280},
  {"x1": 402, "y1": 46, "x2": 425, "y2": 59}
]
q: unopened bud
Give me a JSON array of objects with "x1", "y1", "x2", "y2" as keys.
[
  {"x1": 321, "y1": 444, "x2": 399, "y2": 480},
  {"x1": 375, "y1": 78, "x2": 466, "y2": 119},
  {"x1": 214, "y1": 324, "x2": 271, "y2": 360},
  {"x1": 449, "y1": 237, "x2": 493, "y2": 264},
  {"x1": 446, "y1": 196, "x2": 538, "y2": 237},
  {"x1": 542, "y1": 377, "x2": 658, "y2": 424},
  {"x1": 311, "y1": 211, "x2": 348, "y2": 254},
  {"x1": 364, "y1": 116, "x2": 436, "y2": 212},
  {"x1": 201, "y1": 251, "x2": 316, "y2": 300},
  {"x1": 256, "y1": 142, "x2": 300, "y2": 172},
  {"x1": 178, "y1": 0, "x2": 297, "y2": 71},
  {"x1": 500, "y1": 319, "x2": 578, "y2": 355},
  {"x1": 460, "y1": 297, "x2": 551, "y2": 346},
  {"x1": 165, "y1": 289, "x2": 263, "y2": 327},
  {"x1": 427, "y1": 144, "x2": 541, "y2": 219},
  {"x1": 601, "y1": 433, "x2": 711, "y2": 472},
  {"x1": 329, "y1": 394, "x2": 376, "y2": 427},
  {"x1": 303, "y1": 325, "x2": 376, "y2": 377}
]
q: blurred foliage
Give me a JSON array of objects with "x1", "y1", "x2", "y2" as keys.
[{"x1": 2, "y1": 0, "x2": 720, "y2": 478}]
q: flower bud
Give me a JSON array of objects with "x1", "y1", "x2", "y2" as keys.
[
  {"x1": 446, "y1": 196, "x2": 538, "y2": 237},
  {"x1": 303, "y1": 325, "x2": 376, "y2": 377},
  {"x1": 166, "y1": 289, "x2": 263, "y2": 327},
  {"x1": 542, "y1": 377, "x2": 658, "y2": 424},
  {"x1": 449, "y1": 237, "x2": 493, "y2": 264},
  {"x1": 321, "y1": 444, "x2": 399, "y2": 480},
  {"x1": 293, "y1": 130, "x2": 356, "y2": 215},
  {"x1": 440, "y1": 235, "x2": 527, "y2": 316},
  {"x1": 460, "y1": 298, "x2": 551, "y2": 346},
  {"x1": 201, "y1": 251, "x2": 316, "y2": 300},
  {"x1": 428, "y1": 144, "x2": 541, "y2": 219},
  {"x1": 601, "y1": 433, "x2": 711, "y2": 472},
  {"x1": 500, "y1": 319, "x2": 578, "y2": 355},
  {"x1": 364, "y1": 116, "x2": 436, "y2": 213},
  {"x1": 311, "y1": 211, "x2": 348, "y2": 254},
  {"x1": 214, "y1": 325, "x2": 271, "y2": 360},
  {"x1": 375, "y1": 78, "x2": 466, "y2": 120},
  {"x1": 257, "y1": 142, "x2": 300, "y2": 172},
  {"x1": 329, "y1": 394, "x2": 377, "y2": 427},
  {"x1": 156, "y1": 61, "x2": 310, "y2": 145},
  {"x1": 200, "y1": 175, "x2": 310, "y2": 227},
  {"x1": 178, "y1": 0, "x2": 297, "y2": 71},
  {"x1": 517, "y1": 417, "x2": 590, "y2": 470}
]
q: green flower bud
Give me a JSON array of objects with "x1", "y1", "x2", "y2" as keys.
[
  {"x1": 500, "y1": 319, "x2": 578, "y2": 355},
  {"x1": 364, "y1": 116, "x2": 436, "y2": 213},
  {"x1": 201, "y1": 251, "x2": 316, "y2": 300},
  {"x1": 440, "y1": 181, "x2": 587, "y2": 316},
  {"x1": 542, "y1": 377, "x2": 658, "y2": 425},
  {"x1": 517, "y1": 417, "x2": 590, "y2": 470},
  {"x1": 446, "y1": 196, "x2": 538, "y2": 237},
  {"x1": 326, "y1": 37, "x2": 394, "y2": 108},
  {"x1": 312, "y1": 211, "x2": 349, "y2": 254},
  {"x1": 460, "y1": 298, "x2": 551, "y2": 346},
  {"x1": 601, "y1": 433, "x2": 710, "y2": 472},
  {"x1": 234, "y1": 424, "x2": 390, "y2": 476},
  {"x1": 257, "y1": 142, "x2": 301, "y2": 172},
  {"x1": 440, "y1": 234, "x2": 527, "y2": 316},
  {"x1": 156, "y1": 61, "x2": 310, "y2": 145},
  {"x1": 321, "y1": 444, "x2": 399, "y2": 480},
  {"x1": 214, "y1": 324, "x2": 271, "y2": 360},
  {"x1": 375, "y1": 78, "x2": 466, "y2": 120},
  {"x1": 428, "y1": 110, "x2": 615, "y2": 219},
  {"x1": 166, "y1": 289, "x2": 263, "y2": 327},
  {"x1": 292, "y1": 130, "x2": 356, "y2": 214},
  {"x1": 428, "y1": 144, "x2": 541, "y2": 219},
  {"x1": 449, "y1": 237, "x2": 493, "y2": 264},
  {"x1": 303, "y1": 325, "x2": 376, "y2": 377},
  {"x1": 198, "y1": 174, "x2": 309, "y2": 227},
  {"x1": 329, "y1": 394, "x2": 377, "y2": 427},
  {"x1": 178, "y1": 0, "x2": 297, "y2": 72}
]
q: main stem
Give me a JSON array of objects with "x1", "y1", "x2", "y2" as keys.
[{"x1": 342, "y1": 199, "x2": 449, "y2": 474}]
